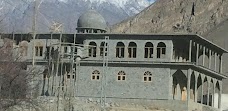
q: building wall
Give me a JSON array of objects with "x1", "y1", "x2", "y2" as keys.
[
  {"x1": 84, "y1": 39, "x2": 173, "y2": 62},
  {"x1": 76, "y1": 65, "x2": 171, "y2": 100},
  {"x1": 27, "y1": 39, "x2": 59, "y2": 60}
]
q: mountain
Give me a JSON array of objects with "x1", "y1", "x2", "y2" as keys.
[
  {"x1": 111, "y1": 0, "x2": 228, "y2": 35},
  {"x1": 111, "y1": 0, "x2": 228, "y2": 93},
  {"x1": 0, "y1": 0, "x2": 154, "y2": 33}
]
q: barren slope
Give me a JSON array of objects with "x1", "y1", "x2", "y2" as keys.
[{"x1": 111, "y1": 0, "x2": 228, "y2": 35}]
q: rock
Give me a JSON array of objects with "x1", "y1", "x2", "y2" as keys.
[
  {"x1": 105, "y1": 103, "x2": 110, "y2": 107},
  {"x1": 87, "y1": 98, "x2": 93, "y2": 103}
]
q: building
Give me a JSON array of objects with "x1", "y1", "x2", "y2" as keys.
[{"x1": 0, "y1": 10, "x2": 227, "y2": 111}]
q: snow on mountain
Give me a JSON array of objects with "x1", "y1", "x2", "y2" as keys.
[{"x1": 0, "y1": 0, "x2": 154, "y2": 33}]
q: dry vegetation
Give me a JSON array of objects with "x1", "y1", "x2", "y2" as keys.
[{"x1": 0, "y1": 38, "x2": 39, "y2": 110}]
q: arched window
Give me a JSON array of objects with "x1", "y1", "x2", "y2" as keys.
[
  {"x1": 91, "y1": 70, "x2": 100, "y2": 80},
  {"x1": 35, "y1": 42, "x2": 43, "y2": 57},
  {"x1": 143, "y1": 71, "x2": 152, "y2": 82},
  {"x1": 89, "y1": 42, "x2": 97, "y2": 57},
  {"x1": 117, "y1": 71, "x2": 126, "y2": 81},
  {"x1": 116, "y1": 42, "x2": 125, "y2": 58},
  {"x1": 157, "y1": 42, "x2": 166, "y2": 58},
  {"x1": 100, "y1": 42, "x2": 105, "y2": 56},
  {"x1": 144, "y1": 42, "x2": 153, "y2": 58},
  {"x1": 128, "y1": 42, "x2": 137, "y2": 58}
]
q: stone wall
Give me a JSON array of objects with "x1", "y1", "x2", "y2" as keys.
[{"x1": 77, "y1": 65, "x2": 171, "y2": 100}]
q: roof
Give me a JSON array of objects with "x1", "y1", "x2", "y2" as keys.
[
  {"x1": 77, "y1": 10, "x2": 107, "y2": 31},
  {"x1": 1, "y1": 33, "x2": 227, "y2": 53}
]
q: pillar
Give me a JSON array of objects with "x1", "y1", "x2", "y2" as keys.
[
  {"x1": 214, "y1": 53, "x2": 217, "y2": 71},
  {"x1": 218, "y1": 81, "x2": 222, "y2": 110},
  {"x1": 203, "y1": 47, "x2": 206, "y2": 66},
  {"x1": 207, "y1": 77, "x2": 211, "y2": 106},
  {"x1": 194, "y1": 72, "x2": 199, "y2": 102},
  {"x1": 209, "y1": 50, "x2": 212, "y2": 69},
  {"x1": 219, "y1": 55, "x2": 223, "y2": 73},
  {"x1": 212, "y1": 79, "x2": 216, "y2": 107},
  {"x1": 201, "y1": 75, "x2": 205, "y2": 104},
  {"x1": 196, "y1": 44, "x2": 199, "y2": 65},
  {"x1": 189, "y1": 40, "x2": 192, "y2": 62},
  {"x1": 125, "y1": 45, "x2": 128, "y2": 58},
  {"x1": 97, "y1": 42, "x2": 100, "y2": 57},
  {"x1": 153, "y1": 44, "x2": 157, "y2": 59},
  {"x1": 187, "y1": 69, "x2": 191, "y2": 101}
]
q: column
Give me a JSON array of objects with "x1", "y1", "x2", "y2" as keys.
[
  {"x1": 220, "y1": 55, "x2": 223, "y2": 73},
  {"x1": 209, "y1": 50, "x2": 212, "y2": 69},
  {"x1": 96, "y1": 44, "x2": 99, "y2": 57},
  {"x1": 212, "y1": 79, "x2": 216, "y2": 107},
  {"x1": 218, "y1": 81, "x2": 222, "y2": 110},
  {"x1": 187, "y1": 69, "x2": 191, "y2": 101},
  {"x1": 153, "y1": 44, "x2": 157, "y2": 59},
  {"x1": 125, "y1": 45, "x2": 128, "y2": 58},
  {"x1": 189, "y1": 40, "x2": 192, "y2": 62},
  {"x1": 196, "y1": 44, "x2": 199, "y2": 65},
  {"x1": 201, "y1": 75, "x2": 205, "y2": 104},
  {"x1": 96, "y1": 42, "x2": 100, "y2": 57},
  {"x1": 207, "y1": 77, "x2": 211, "y2": 106},
  {"x1": 194, "y1": 72, "x2": 199, "y2": 102},
  {"x1": 214, "y1": 53, "x2": 217, "y2": 71},
  {"x1": 202, "y1": 47, "x2": 206, "y2": 66}
]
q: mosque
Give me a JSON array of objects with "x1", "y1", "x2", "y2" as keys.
[{"x1": 0, "y1": 10, "x2": 227, "y2": 111}]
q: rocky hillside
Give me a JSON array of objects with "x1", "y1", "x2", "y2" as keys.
[
  {"x1": 111, "y1": 0, "x2": 228, "y2": 35},
  {"x1": 111, "y1": 0, "x2": 228, "y2": 93}
]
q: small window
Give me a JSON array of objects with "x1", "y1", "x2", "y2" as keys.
[
  {"x1": 157, "y1": 42, "x2": 166, "y2": 58},
  {"x1": 89, "y1": 42, "x2": 97, "y2": 57},
  {"x1": 116, "y1": 42, "x2": 125, "y2": 58},
  {"x1": 92, "y1": 70, "x2": 100, "y2": 80},
  {"x1": 144, "y1": 42, "x2": 153, "y2": 58},
  {"x1": 143, "y1": 71, "x2": 152, "y2": 82},
  {"x1": 117, "y1": 71, "x2": 126, "y2": 81},
  {"x1": 128, "y1": 42, "x2": 137, "y2": 58},
  {"x1": 67, "y1": 74, "x2": 75, "y2": 79},
  {"x1": 35, "y1": 46, "x2": 43, "y2": 57}
]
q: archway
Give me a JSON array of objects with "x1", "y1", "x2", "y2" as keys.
[
  {"x1": 209, "y1": 79, "x2": 214, "y2": 106},
  {"x1": 202, "y1": 77, "x2": 208, "y2": 105},
  {"x1": 198, "y1": 54, "x2": 209, "y2": 68},
  {"x1": 190, "y1": 73, "x2": 196, "y2": 101},
  {"x1": 197, "y1": 75, "x2": 202, "y2": 103},
  {"x1": 172, "y1": 70, "x2": 187, "y2": 101},
  {"x1": 214, "y1": 81, "x2": 220, "y2": 108}
]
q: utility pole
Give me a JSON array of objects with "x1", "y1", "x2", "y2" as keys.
[
  {"x1": 32, "y1": 0, "x2": 38, "y2": 66},
  {"x1": 101, "y1": 36, "x2": 109, "y2": 111},
  {"x1": 30, "y1": 0, "x2": 38, "y2": 111}
]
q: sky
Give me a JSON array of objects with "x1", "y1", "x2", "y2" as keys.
[{"x1": 148, "y1": 0, "x2": 155, "y2": 3}]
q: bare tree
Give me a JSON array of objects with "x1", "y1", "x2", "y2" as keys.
[{"x1": 0, "y1": 38, "x2": 40, "y2": 110}]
